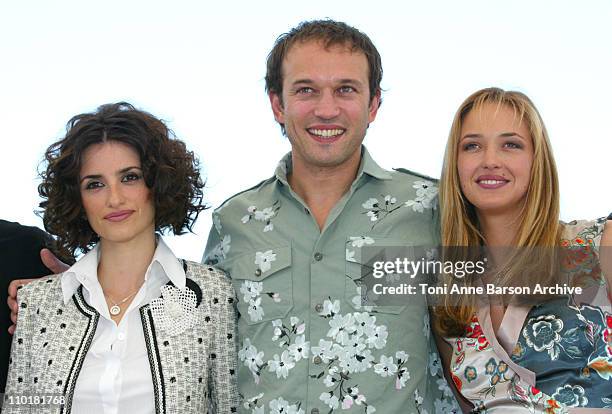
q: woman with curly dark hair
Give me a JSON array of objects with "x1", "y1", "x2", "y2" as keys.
[{"x1": 3, "y1": 103, "x2": 239, "y2": 413}]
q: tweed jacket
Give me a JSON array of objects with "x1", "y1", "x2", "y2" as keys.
[{"x1": 3, "y1": 261, "x2": 239, "y2": 414}]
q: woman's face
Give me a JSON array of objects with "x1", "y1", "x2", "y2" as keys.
[
  {"x1": 79, "y1": 141, "x2": 155, "y2": 246},
  {"x1": 457, "y1": 103, "x2": 534, "y2": 218}
]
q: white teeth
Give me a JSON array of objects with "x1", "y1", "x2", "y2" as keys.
[
  {"x1": 308, "y1": 128, "x2": 344, "y2": 137},
  {"x1": 479, "y1": 180, "x2": 506, "y2": 185}
]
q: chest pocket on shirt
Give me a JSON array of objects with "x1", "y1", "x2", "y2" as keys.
[
  {"x1": 345, "y1": 236, "x2": 428, "y2": 314},
  {"x1": 226, "y1": 244, "x2": 293, "y2": 325}
]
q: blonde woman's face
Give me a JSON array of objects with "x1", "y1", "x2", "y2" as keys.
[{"x1": 457, "y1": 103, "x2": 534, "y2": 218}]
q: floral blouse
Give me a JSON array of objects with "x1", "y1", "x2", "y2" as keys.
[{"x1": 443, "y1": 218, "x2": 612, "y2": 413}]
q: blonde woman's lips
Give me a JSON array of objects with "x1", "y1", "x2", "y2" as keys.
[{"x1": 476, "y1": 175, "x2": 509, "y2": 189}]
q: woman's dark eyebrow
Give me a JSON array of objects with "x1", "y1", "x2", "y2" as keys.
[
  {"x1": 79, "y1": 166, "x2": 142, "y2": 183},
  {"x1": 117, "y1": 166, "x2": 142, "y2": 174}
]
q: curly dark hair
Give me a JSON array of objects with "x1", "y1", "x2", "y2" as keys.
[
  {"x1": 265, "y1": 19, "x2": 383, "y2": 107},
  {"x1": 38, "y1": 102, "x2": 207, "y2": 256}
]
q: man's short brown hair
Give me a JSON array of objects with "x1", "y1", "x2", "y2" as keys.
[{"x1": 265, "y1": 19, "x2": 383, "y2": 107}]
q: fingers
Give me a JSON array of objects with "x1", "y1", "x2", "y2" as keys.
[
  {"x1": 8, "y1": 279, "x2": 33, "y2": 305},
  {"x1": 40, "y1": 248, "x2": 69, "y2": 274},
  {"x1": 7, "y1": 278, "x2": 35, "y2": 336}
]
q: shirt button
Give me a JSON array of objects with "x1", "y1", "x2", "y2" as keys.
[
  {"x1": 311, "y1": 409, "x2": 320, "y2": 414},
  {"x1": 314, "y1": 252, "x2": 323, "y2": 261},
  {"x1": 117, "y1": 333, "x2": 126, "y2": 341},
  {"x1": 314, "y1": 303, "x2": 323, "y2": 313},
  {"x1": 313, "y1": 356, "x2": 322, "y2": 364},
  {"x1": 254, "y1": 269, "x2": 262, "y2": 277}
]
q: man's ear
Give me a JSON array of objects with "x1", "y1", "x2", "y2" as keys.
[
  {"x1": 368, "y1": 89, "x2": 381, "y2": 124},
  {"x1": 269, "y1": 91, "x2": 284, "y2": 124}
]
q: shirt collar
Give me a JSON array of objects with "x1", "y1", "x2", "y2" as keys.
[
  {"x1": 60, "y1": 237, "x2": 186, "y2": 305},
  {"x1": 274, "y1": 145, "x2": 392, "y2": 185}
]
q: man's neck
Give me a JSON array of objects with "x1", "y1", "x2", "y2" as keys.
[{"x1": 288, "y1": 150, "x2": 362, "y2": 230}]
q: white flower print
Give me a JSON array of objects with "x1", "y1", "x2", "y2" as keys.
[
  {"x1": 327, "y1": 313, "x2": 357, "y2": 345},
  {"x1": 384, "y1": 194, "x2": 397, "y2": 205},
  {"x1": 362, "y1": 198, "x2": 379, "y2": 210},
  {"x1": 241, "y1": 201, "x2": 281, "y2": 232},
  {"x1": 213, "y1": 214, "x2": 222, "y2": 233},
  {"x1": 268, "y1": 350, "x2": 295, "y2": 379},
  {"x1": 404, "y1": 180, "x2": 438, "y2": 213},
  {"x1": 272, "y1": 319, "x2": 283, "y2": 342},
  {"x1": 244, "y1": 392, "x2": 264, "y2": 410},
  {"x1": 324, "y1": 366, "x2": 339, "y2": 387},
  {"x1": 255, "y1": 207, "x2": 276, "y2": 221},
  {"x1": 414, "y1": 389, "x2": 424, "y2": 405},
  {"x1": 395, "y1": 350, "x2": 409, "y2": 363},
  {"x1": 288, "y1": 335, "x2": 310, "y2": 362},
  {"x1": 311, "y1": 339, "x2": 336, "y2": 364},
  {"x1": 248, "y1": 297, "x2": 264, "y2": 322},
  {"x1": 338, "y1": 347, "x2": 374, "y2": 374},
  {"x1": 342, "y1": 386, "x2": 367, "y2": 409},
  {"x1": 238, "y1": 339, "x2": 265, "y2": 383},
  {"x1": 434, "y1": 397, "x2": 461, "y2": 413},
  {"x1": 266, "y1": 318, "x2": 308, "y2": 376},
  {"x1": 240, "y1": 280, "x2": 263, "y2": 302},
  {"x1": 423, "y1": 313, "x2": 431, "y2": 338},
  {"x1": 310, "y1": 300, "x2": 408, "y2": 413},
  {"x1": 349, "y1": 236, "x2": 375, "y2": 248},
  {"x1": 255, "y1": 250, "x2": 277, "y2": 273},
  {"x1": 354, "y1": 312, "x2": 377, "y2": 337},
  {"x1": 437, "y1": 377, "x2": 455, "y2": 399},
  {"x1": 207, "y1": 234, "x2": 231, "y2": 264},
  {"x1": 428, "y1": 351, "x2": 441, "y2": 377},
  {"x1": 396, "y1": 367, "x2": 410, "y2": 389},
  {"x1": 320, "y1": 299, "x2": 340, "y2": 317},
  {"x1": 364, "y1": 324, "x2": 388, "y2": 349},
  {"x1": 362, "y1": 194, "x2": 404, "y2": 226},
  {"x1": 320, "y1": 392, "x2": 340, "y2": 409},
  {"x1": 374, "y1": 355, "x2": 398, "y2": 377},
  {"x1": 269, "y1": 397, "x2": 304, "y2": 414}
]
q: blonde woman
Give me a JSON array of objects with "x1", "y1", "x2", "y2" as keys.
[{"x1": 434, "y1": 88, "x2": 612, "y2": 412}]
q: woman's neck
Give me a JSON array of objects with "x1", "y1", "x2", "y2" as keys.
[
  {"x1": 97, "y1": 232, "x2": 156, "y2": 297},
  {"x1": 478, "y1": 210, "x2": 521, "y2": 247}
]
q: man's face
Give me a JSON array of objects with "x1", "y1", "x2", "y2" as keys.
[{"x1": 270, "y1": 40, "x2": 380, "y2": 170}]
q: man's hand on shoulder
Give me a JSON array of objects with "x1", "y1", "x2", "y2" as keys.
[{"x1": 7, "y1": 248, "x2": 69, "y2": 334}]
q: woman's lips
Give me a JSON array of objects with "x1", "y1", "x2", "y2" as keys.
[
  {"x1": 476, "y1": 176, "x2": 509, "y2": 189},
  {"x1": 104, "y1": 210, "x2": 134, "y2": 222}
]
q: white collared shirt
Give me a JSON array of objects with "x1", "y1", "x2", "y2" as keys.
[{"x1": 61, "y1": 238, "x2": 186, "y2": 414}]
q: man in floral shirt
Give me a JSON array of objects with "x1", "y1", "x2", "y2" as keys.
[{"x1": 204, "y1": 20, "x2": 458, "y2": 413}]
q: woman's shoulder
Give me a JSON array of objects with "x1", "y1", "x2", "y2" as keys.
[
  {"x1": 182, "y1": 260, "x2": 233, "y2": 295},
  {"x1": 560, "y1": 217, "x2": 608, "y2": 248},
  {"x1": 17, "y1": 274, "x2": 63, "y2": 303}
]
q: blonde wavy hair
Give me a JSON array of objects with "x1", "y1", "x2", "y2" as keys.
[{"x1": 435, "y1": 87, "x2": 562, "y2": 336}]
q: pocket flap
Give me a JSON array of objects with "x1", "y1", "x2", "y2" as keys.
[{"x1": 225, "y1": 244, "x2": 292, "y2": 281}]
